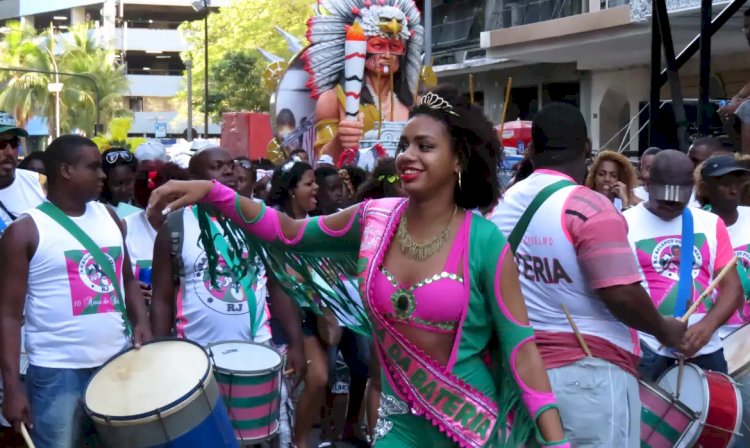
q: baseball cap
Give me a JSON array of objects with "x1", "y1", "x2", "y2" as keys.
[
  {"x1": 318, "y1": 154, "x2": 334, "y2": 166},
  {"x1": 0, "y1": 112, "x2": 29, "y2": 137},
  {"x1": 531, "y1": 103, "x2": 587, "y2": 152},
  {"x1": 700, "y1": 155, "x2": 750, "y2": 178}
]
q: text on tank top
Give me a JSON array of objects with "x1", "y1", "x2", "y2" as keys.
[
  {"x1": 492, "y1": 171, "x2": 639, "y2": 355},
  {"x1": 178, "y1": 208, "x2": 271, "y2": 346},
  {"x1": 24, "y1": 202, "x2": 129, "y2": 369}
]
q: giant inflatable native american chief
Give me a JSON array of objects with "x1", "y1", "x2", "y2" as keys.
[{"x1": 262, "y1": 0, "x2": 429, "y2": 168}]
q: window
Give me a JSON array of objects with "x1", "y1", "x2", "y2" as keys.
[{"x1": 129, "y1": 97, "x2": 144, "y2": 112}]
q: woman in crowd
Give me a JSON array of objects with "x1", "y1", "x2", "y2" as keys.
[
  {"x1": 17, "y1": 152, "x2": 46, "y2": 175},
  {"x1": 265, "y1": 160, "x2": 330, "y2": 448},
  {"x1": 150, "y1": 86, "x2": 568, "y2": 447},
  {"x1": 585, "y1": 150, "x2": 641, "y2": 211},
  {"x1": 124, "y1": 162, "x2": 190, "y2": 304},
  {"x1": 314, "y1": 165, "x2": 371, "y2": 447},
  {"x1": 234, "y1": 156, "x2": 257, "y2": 199},
  {"x1": 101, "y1": 147, "x2": 140, "y2": 218}
]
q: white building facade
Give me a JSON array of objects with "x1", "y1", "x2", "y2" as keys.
[
  {"x1": 431, "y1": 0, "x2": 749, "y2": 153},
  {"x1": 0, "y1": 0, "x2": 227, "y2": 136}
]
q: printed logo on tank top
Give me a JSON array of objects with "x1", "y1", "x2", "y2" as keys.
[
  {"x1": 735, "y1": 244, "x2": 750, "y2": 269},
  {"x1": 634, "y1": 234, "x2": 712, "y2": 315},
  {"x1": 64, "y1": 247, "x2": 123, "y2": 315},
  {"x1": 514, "y1": 253, "x2": 572, "y2": 284},
  {"x1": 191, "y1": 249, "x2": 261, "y2": 315}
]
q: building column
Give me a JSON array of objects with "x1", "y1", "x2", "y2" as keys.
[
  {"x1": 70, "y1": 7, "x2": 86, "y2": 25},
  {"x1": 19, "y1": 15, "x2": 34, "y2": 28},
  {"x1": 483, "y1": 72, "x2": 503, "y2": 124}
]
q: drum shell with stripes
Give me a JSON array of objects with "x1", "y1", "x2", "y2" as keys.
[{"x1": 209, "y1": 341, "x2": 282, "y2": 441}]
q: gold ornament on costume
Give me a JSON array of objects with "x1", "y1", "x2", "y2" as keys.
[
  {"x1": 421, "y1": 66, "x2": 437, "y2": 88},
  {"x1": 263, "y1": 60, "x2": 288, "y2": 92},
  {"x1": 266, "y1": 138, "x2": 289, "y2": 165}
]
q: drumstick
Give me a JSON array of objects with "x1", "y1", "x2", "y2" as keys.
[
  {"x1": 679, "y1": 257, "x2": 737, "y2": 323},
  {"x1": 283, "y1": 368, "x2": 295, "y2": 376},
  {"x1": 20, "y1": 423, "x2": 35, "y2": 448},
  {"x1": 658, "y1": 257, "x2": 738, "y2": 351},
  {"x1": 675, "y1": 356, "x2": 685, "y2": 400},
  {"x1": 561, "y1": 304, "x2": 592, "y2": 357}
]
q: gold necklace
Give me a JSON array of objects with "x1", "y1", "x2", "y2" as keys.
[{"x1": 396, "y1": 206, "x2": 457, "y2": 261}]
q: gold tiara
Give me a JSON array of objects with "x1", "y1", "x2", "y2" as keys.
[{"x1": 420, "y1": 92, "x2": 459, "y2": 117}]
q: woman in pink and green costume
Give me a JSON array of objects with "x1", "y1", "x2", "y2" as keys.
[{"x1": 149, "y1": 87, "x2": 569, "y2": 447}]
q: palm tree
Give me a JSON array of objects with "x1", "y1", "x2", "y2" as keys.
[
  {"x1": 0, "y1": 22, "x2": 55, "y2": 127},
  {"x1": 59, "y1": 23, "x2": 131, "y2": 133},
  {"x1": 0, "y1": 21, "x2": 130, "y2": 135}
]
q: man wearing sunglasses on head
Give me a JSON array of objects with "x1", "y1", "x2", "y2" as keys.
[{"x1": 0, "y1": 113, "x2": 45, "y2": 237}]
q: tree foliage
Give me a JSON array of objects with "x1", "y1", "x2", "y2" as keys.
[
  {"x1": 177, "y1": 0, "x2": 312, "y2": 120},
  {"x1": 206, "y1": 51, "x2": 269, "y2": 118},
  {"x1": 0, "y1": 21, "x2": 130, "y2": 135}
]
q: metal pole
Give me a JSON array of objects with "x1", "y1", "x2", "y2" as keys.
[
  {"x1": 657, "y1": 0, "x2": 747, "y2": 86},
  {"x1": 186, "y1": 60, "x2": 193, "y2": 141},
  {"x1": 648, "y1": 0, "x2": 661, "y2": 151},
  {"x1": 203, "y1": 6, "x2": 209, "y2": 138},
  {"x1": 49, "y1": 23, "x2": 61, "y2": 138},
  {"x1": 423, "y1": 0, "x2": 432, "y2": 65},
  {"x1": 654, "y1": 0, "x2": 689, "y2": 152},
  {"x1": 698, "y1": 0, "x2": 712, "y2": 136}
]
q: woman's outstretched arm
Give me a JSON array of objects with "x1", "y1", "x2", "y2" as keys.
[{"x1": 149, "y1": 180, "x2": 362, "y2": 257}]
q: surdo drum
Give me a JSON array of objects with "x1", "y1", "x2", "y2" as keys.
[{"x1": 84, "y1": 339, "x2": 238, "y2": 448}]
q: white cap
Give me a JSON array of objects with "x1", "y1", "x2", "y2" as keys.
[
  {"x1": 318, "y1": 154, "x2": 334, "y2": 166},
  {"x1": 134, "y1": 141, "x2": 168, "y2": 162}
]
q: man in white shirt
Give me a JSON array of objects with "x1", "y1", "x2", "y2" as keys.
[
  {"x1": 0, "y1": 116, "x2": 45, "y2": 235},
  {"x1": 0, "y1": 135, "x2": 151, "y2": 447},
  {"x1": 624, "y1": 150, "x2": 743, "y2": 381}
]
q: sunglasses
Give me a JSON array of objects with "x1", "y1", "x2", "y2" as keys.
[
  {"x1": 0, "y1": 136, "x2": 20, "y2": 150},
  {"x1": 105, "y1": 150, "x2": 134, "y2": 164},
  {"x1": 235, "y1": 159, "x2": 253, "y2": 170}
]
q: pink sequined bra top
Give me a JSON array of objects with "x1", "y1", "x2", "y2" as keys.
[{"x1": 371, "y1": 213, "x2": 470, "y2": 334}]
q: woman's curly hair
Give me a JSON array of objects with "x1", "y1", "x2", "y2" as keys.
[{"x1": 585, "y1": 150, "x2": 639, "y2": 199}]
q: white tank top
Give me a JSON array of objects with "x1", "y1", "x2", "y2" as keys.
[
  {"x1": 177, "y1": 208, "x2": 271, "y2": 346},
  {"x1": 24, "y1": 202, "x2": 130, "y2": 368},
  {"x1": 124, "y1": 211, "x2": 157, "y2": 277},
  {"x1": 0, "y1": 169, "x2": 45, "y2": 234},
  {"x1": 492, "y1": 172, "x2": 639, "y2": 355}
]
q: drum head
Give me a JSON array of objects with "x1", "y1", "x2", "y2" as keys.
[
  {"x1": 657, "y1": 363, "x2": 708, "y2": 416},
  {"x1": 85, "y1": 339, "x2": 210, "y2": 418},
  {"x1": 209, "y1": 342, "x2": 282, "y2": 374}
]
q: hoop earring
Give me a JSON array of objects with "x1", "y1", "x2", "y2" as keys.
[{"x1": 458, "y1": 171, "x2": 462, "y2": 190}]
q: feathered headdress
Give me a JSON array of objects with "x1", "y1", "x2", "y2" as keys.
[{"x1": 304, "y1": 0, "x2": 424, "y2": 99}]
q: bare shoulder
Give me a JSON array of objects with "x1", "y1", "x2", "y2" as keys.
[{"x1": 316, "y1": 89, "x2": 342, "y2": 121}]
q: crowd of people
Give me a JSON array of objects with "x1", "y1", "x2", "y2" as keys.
[{"x1": 0, "y1": 84, "x2": 748, "y2": 448}]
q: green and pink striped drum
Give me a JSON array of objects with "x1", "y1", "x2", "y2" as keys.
[
  {"x1": 209, "y1": 341, "x2": 283, "y2": 443},
  {"x1": 639, "y1": 380, "x2": 695, "y2": 447}
]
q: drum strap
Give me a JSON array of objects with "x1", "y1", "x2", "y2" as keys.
[
  {"x1": 507, "y1": 179, "x2": 574, "y2": 254},
  {"x1": 166, "y1": 208, "x2": 185, "y2": 285},
  {"x1": 674, "y1": 208, "x2": 694, "y2": 317},
  {"x1": 36, "y1": 201, "x2": 132, "y2": 337},
  {"x1": 194, "y1": 206, "x2": 261, "y2": 337}
]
